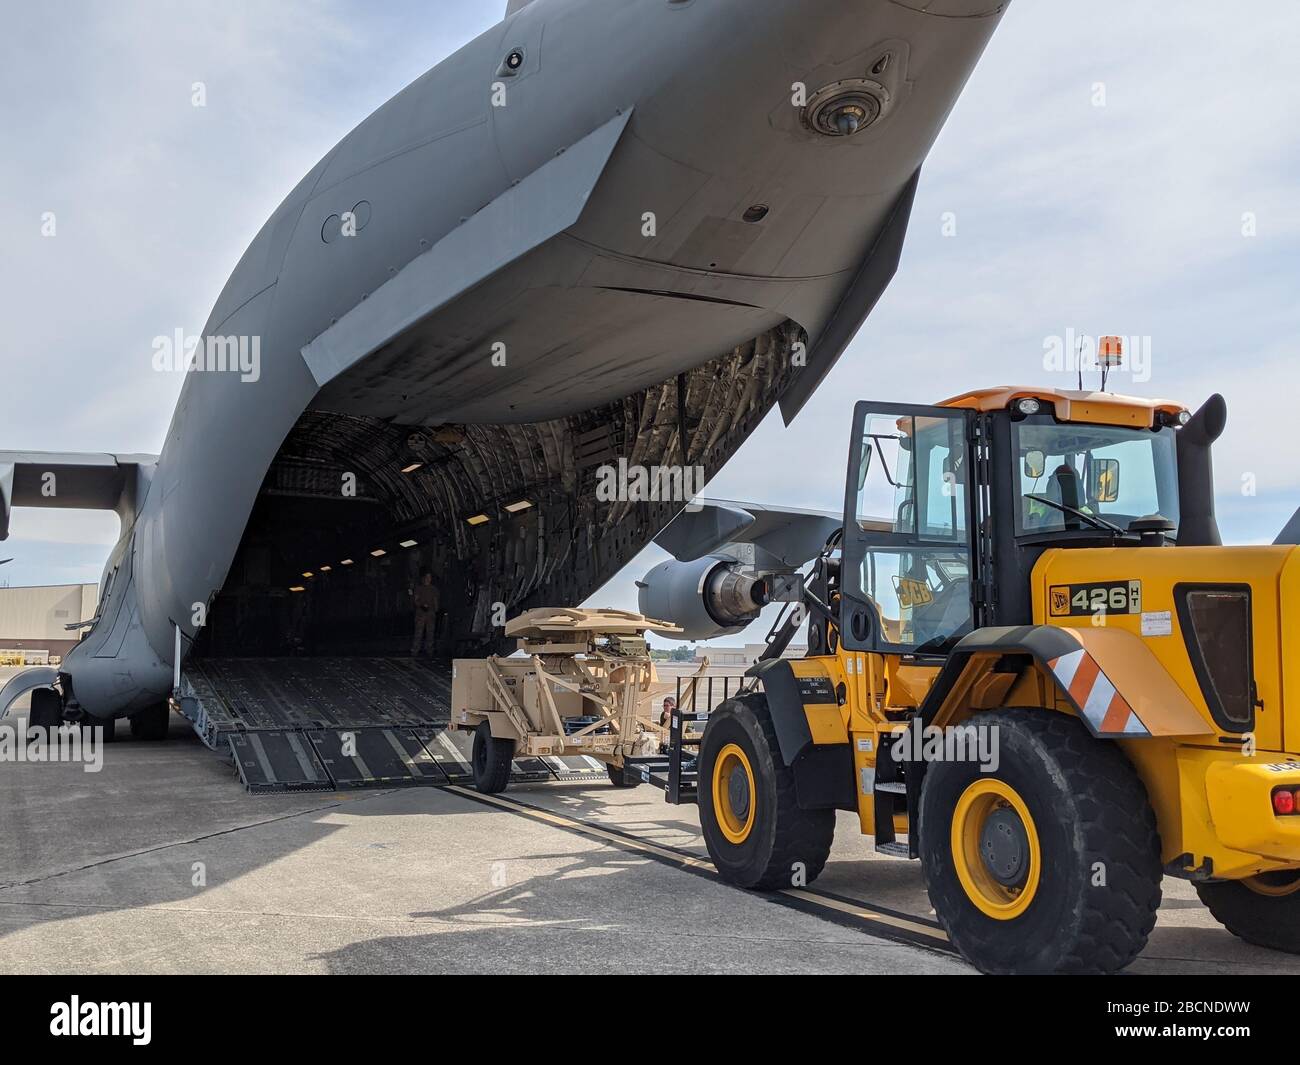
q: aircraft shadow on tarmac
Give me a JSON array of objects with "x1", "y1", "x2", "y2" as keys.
[{"x1": 2, "y1": 708, "x2": 1297, "y2": 974}]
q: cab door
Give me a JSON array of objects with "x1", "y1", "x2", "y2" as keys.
[{"x1": 838, "y1": 402, "x2": 980, "y2": 658}]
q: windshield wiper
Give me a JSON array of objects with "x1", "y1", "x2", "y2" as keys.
[{"x1": 1024, "y1": 494, "x2": 1126, "y2": 537}]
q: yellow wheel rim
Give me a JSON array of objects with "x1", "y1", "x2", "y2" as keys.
[
  {"x1": 951, "y1": 778, "x2": 1041, "y2": 920},
  {"x1": 1243, "y1": 871, "x2": 1300, "y2": 898},
  {"x1": 712, "y1": 743, "x2": 756, "y2": 845}
]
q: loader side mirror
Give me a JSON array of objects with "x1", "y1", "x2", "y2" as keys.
[
  {"x1": 1088, "y1": 457, "x2": 1121, "y2": 503},
  {"x1": 1022, "y1": 449, "x2": 1047, "y2": 480},
  {"x1": 857, "y1": 440, "x2": 873, "y2": 491}
]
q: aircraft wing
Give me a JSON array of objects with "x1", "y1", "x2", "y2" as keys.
[
  {"x1": 0, "y1": 451, "x2": 157, "y2": 540},
  {"x1": 1275, "y1": 506, "x2": 1300, "y2": 546},
  {"x1": 654, "y1": 497, "x2": 841, "y2": 568}
]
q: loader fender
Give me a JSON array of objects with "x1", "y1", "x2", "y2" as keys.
[
  {"x1": 745, "y1": 658, "x2": 854, "y2": 811},
  {"x1": 920, "y1": 625, "x2": 1212, "y2": 740}
]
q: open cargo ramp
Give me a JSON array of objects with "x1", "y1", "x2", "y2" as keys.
[{"x1": 176, "y1": 657, "x2": 607, "y2": 793}]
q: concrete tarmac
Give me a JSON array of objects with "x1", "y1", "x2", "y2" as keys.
[{"x1": 0, "y1": 673, "x2": 1295, "y2": 975}]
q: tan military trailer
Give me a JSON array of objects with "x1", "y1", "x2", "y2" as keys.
[{"x1": 450, "y1": 608, "x2": 678, "y2": 793}]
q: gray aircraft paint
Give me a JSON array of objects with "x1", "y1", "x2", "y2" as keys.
[{"x1": 1, "y1": 0, "x2": 1007, "y2": 721}]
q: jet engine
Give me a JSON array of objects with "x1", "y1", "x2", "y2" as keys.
[{"x1": 637, "y1": 556, "x2": 771, "y2": 641}]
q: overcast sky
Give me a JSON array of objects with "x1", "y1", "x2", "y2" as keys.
[{"x1": 3, "y1": 1, "x2": 1298, "y2": 645}]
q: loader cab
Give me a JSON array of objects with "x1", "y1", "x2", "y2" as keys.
[{"x1": 837, "y1": 388, "x2": 1191, "y2": 657}]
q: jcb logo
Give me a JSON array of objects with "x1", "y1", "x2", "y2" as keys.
[
  {"x1": 896, "y1": 577, "x2": 933, "y2": 608},
  {"x1": 1049, "y1": 581, "x2": 1140, "y2": 617}
]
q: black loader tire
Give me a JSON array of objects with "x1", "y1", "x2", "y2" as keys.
[
  {"x1": 919, "y1": 708, "x2": 1162, "y2": 974},
  {"x1": 698, "y1": 695, "x2": 834, "y2": 891},
  {"x1": 1196, "y1": 872, "x2": 1300, "y2": 954}
]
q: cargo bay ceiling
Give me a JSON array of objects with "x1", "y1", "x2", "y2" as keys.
[{"x1": 195, "y1": 323, "x2": 803, "y2": 659}]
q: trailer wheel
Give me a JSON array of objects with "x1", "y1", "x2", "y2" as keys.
[
  {"x1": 918, "y1": 709, "x2": 1161, "y2": 974},
  {"x1": 606, "y1": 763, "x2": 638, "y2": 788},
  {"x1": 472, "y1": 721, "x2": 513, "y2": 794},
  {"x1": 1196, "y1": 871, "x2": 1300, "y2": 953},
  {"x1": 128, "y1": 703, "x2": 171, "y2": 741},
  {"x1": 28, "y1": 688, "x2": 64, "y2": 730},
  {"x1": 698, "y1": 695, "x2": 834, "y2": 891}
]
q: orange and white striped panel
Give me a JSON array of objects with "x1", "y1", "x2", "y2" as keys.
[{"x1": 1047, "y1": 648, "x2": 1149, "y2": 737}]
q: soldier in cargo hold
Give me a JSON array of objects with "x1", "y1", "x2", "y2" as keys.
[{"x1": 410, "y1": 571, "x2": 440, "y2": 656}]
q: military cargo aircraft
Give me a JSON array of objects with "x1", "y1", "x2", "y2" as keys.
[{"x1": 1, "y1": 0, "x2": 1007, "y2": 742}]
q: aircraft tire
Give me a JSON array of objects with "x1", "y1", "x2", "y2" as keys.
[
  {"x1": 28, "y1": 687, "x2": 64, "y2": 729},
  {"x1": 128, "y1": 703, "x2": 171, "y2": 741}
]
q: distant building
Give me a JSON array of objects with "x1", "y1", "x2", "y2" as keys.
[
  {"x1": 693, "y1": 643, "x2": 807, "y2": 667},
  {"x1": 0, "y1": 584, "x2": 99, "y2": 663}
]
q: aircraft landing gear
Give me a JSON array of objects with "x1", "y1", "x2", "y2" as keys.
[
  {"x1": 28, "y1": 687, "x2": 64, "y2": 729},
  {"x1": 128, "y1": 703, "x2": 171, "y2": 741}
]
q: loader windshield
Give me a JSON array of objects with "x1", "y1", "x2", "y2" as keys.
[{"x1": 1013, "y1": 419, "x2": 1180, "y2": 538}]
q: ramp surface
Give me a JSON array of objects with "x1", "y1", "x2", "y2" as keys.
[
  {"x1": 229, "y1": 731, "x2": 333, "y2": 793},
  {"x1": 181, "y1": 657, "x2": 607, "y2": 793},
  {"x1": 307, "y1": 728, "x2": 451, "y2": 789}
]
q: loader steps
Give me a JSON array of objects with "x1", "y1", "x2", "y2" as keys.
[{"x1": 178, "y1": 657, "x2": 609, "y2": 794}]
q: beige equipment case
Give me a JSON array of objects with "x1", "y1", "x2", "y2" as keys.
[{"x1": 450, "y1": 608, "x2": 682, "y2": 770}]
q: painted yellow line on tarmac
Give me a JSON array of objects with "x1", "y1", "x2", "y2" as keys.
[
  {"x1": 446, "y1": 784, "x2": 951, "y2": 947},
  {"x1": 782, "y1": 889, "x2": 949, "y2": 943},
  {"x1": 447, "y1": 785, "x2": 714, "y2": 869}
]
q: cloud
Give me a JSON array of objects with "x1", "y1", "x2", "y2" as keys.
[
  {"x1": 1, "y1": 0, "x2": 498, "y2": 577},
  {"x1": 596, "y1": 1, "x2": 1300, "y2": 640},
  {"x1": 6, "y1": 2, "x2": 1298, "y2": 641}
]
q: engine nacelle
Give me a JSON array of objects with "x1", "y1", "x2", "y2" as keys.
[{"x1": 637, "y1": 556, "x2": 770, "y2": 641}]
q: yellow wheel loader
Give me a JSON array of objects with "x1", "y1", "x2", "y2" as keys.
[{"x1": 696, "y1": 384, "x2": 1300, "y2": 974}]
